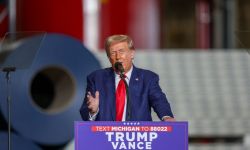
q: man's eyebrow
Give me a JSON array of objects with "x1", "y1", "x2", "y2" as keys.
[{"x1": 111, "y1": 48, "x2": 123, "y2": 51}]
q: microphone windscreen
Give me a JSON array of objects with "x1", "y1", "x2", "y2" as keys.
[{"x1": 114, "y1": 62, "x2": 124, "y2": 73}]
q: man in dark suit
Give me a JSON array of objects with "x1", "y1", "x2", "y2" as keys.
[{"x1": 80, "y1": 35, "x2": 174, "y2": 121}]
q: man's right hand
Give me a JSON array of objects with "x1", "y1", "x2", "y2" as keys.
[{"x1": 86, "y1": 91, "x2": 99, "y2": 114}]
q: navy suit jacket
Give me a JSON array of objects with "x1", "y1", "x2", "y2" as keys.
[{"x1": 80, "y1": 66, "x2": 173, "y2": 121}]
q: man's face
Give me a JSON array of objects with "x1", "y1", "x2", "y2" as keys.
[{"x1": 108, "y1": 41, "x2": 135, "y2": 73}]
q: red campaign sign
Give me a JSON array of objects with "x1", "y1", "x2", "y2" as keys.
[{"x1": 75, "y1": 121, "x2": 188, "y2": 150}]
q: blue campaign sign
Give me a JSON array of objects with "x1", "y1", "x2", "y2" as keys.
[{"x1": 75, "y1": 121, "x2": 188, "y2": 150}]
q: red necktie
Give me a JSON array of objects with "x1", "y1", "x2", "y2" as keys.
[{"x1": 116, "y1": 76, "x2": 126, "y2": 121}]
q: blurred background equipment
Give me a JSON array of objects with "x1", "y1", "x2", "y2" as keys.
[
  {"x1": 0, "y1": 33, "x2": 101, "y2": 148},
  {"x1": 0, "y1": 132, "x2": 42, "y2": 150},
  {"x1": 2, "y1": 0, "x2": 250, "y2": 50},
  {"x1": 0, "y1": 32, "x2": 45, "y2": 150}
]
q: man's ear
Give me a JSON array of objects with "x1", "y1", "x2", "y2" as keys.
[{"x1": 131, "y1": 50, "x2": 135, "y2": 59}]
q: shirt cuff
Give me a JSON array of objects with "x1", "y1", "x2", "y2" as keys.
[{"x1": 89, "y1": 108, "x2": 99, "y2": 121}]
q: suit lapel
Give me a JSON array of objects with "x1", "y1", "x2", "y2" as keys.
[
  {"x1": 129, "y1": 66, "x2": 140, "y2": 93},
  {"x1": 105, "y1": 68, "x2": 116, "y2": 120},
  {"x1": 128, "y1": 66, "x2": 141, "y2": 120}
]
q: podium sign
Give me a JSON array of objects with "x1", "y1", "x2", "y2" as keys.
[{"x1": 75, "y1": 121, "x2": 188, "y2": 150}]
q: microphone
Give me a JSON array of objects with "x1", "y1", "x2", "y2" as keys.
[{"x1": 114, "y1": 62, "x2": 124, "y2": 75}]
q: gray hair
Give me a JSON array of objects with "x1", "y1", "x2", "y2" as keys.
[{"x1": 104, "y1": 35, "x2": 135, "y2": 56}]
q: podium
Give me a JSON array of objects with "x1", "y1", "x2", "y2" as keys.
[{"x1": 75, "y1": 121, "x2": 188, "y2": 150}]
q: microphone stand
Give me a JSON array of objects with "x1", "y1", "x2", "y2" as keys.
[
  {"x1": 124, "y1": 80, "x2": 131, "y2": 121},
  {"x1": 2, "y1": 67, "x2": 16, "y2": 150}
]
